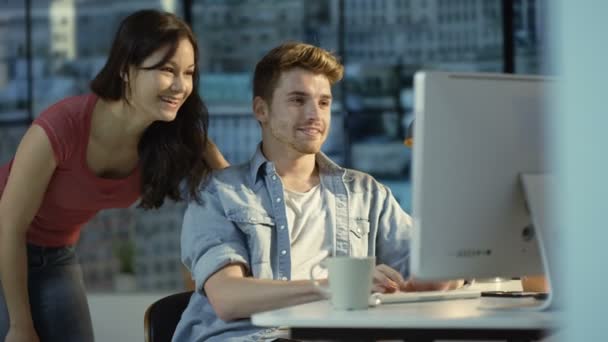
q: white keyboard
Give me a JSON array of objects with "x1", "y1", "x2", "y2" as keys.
[{"x1": 370, "y1": 288, "x2": 481, "y2": 306}]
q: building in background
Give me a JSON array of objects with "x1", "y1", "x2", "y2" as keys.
[
  {"x1": 192, "y1": 0, "x2": 305, "y2": 72},
  {"x1": 49, "y1": 0, "x2": 76, "y2": 71},
  {"x1": 513, "y1": 0, "x2": 547, "y2": 73},
  {"x1": 337, "y1": 0, "x2": 503, "y2": 69},
  {"x1": 133, "y1": 201, "x2": 185, "y2": 291},
  {"x1": 0, "y1": 126, "x2": 27, "y2": 165},
  {"x1": 77, "y1": 208, "x2": 137, "y2": 291}
]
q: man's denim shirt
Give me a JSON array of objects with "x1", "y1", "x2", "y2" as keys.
[{"x1": 173, "y1": 146, "x2": 413, "y2": 342}]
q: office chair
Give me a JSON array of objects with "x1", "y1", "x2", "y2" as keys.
[{"x1": 144, "y1": 290, "x2": 194, "y2": 342}]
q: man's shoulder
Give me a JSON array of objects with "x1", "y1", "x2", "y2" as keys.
[
  {"x1": 342, "y1": 167, "x2": 374, "y2": 180},
  {"x1": 208, "y1": 162, "x2": 252, "y2": 190},
  {"x1": 341, "y1": 167, "x2": 389, "y2": 194}
]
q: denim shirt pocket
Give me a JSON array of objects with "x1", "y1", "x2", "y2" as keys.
[
  {"x1": 349, "y1": 218, "x2": 371, "y2": 257},
  {"x1": 226, "y1": 208, "x2": 275, "y2": 267}
]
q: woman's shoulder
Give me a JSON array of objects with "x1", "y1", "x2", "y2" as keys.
[
  {"x1": 34, "y1": 93, "x2": 96, "y2": 133},
  {"x1": 42, "y1": 93, "x2": 96, "y2": 117},
  {"x1": 32, "y1": 93, "x2": 97, "y2": 163}
]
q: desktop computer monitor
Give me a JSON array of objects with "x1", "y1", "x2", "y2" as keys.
[{"x1": 410, "y1": 71, "x2": 555, "y2": 282}]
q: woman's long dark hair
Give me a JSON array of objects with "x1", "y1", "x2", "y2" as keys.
[{"x1": 90, "y1": 9, "x2": 209, "y2": 209}]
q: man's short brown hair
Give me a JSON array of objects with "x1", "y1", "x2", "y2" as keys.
[{"x1": 253, "y1": 41, "x2": 344, "y2": 104}]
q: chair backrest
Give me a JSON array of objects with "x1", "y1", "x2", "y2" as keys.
[
  {"x1": 144, "y1": 291, "x2": 194, "y2": 342},
  {"x1": 182, "y1": 266, "x2": 195, "y2": 291}
]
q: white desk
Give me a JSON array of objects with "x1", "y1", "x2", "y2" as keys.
[{"x1": 252, "y1": 297, "x2": 559, "y2": 341}]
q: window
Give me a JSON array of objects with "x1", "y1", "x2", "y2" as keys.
[{"x1": 0, "y1": 0, "x2": 550, "y2": 294}]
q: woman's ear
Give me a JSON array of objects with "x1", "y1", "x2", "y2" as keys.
[
  {"x1": 121, "y1": 65, "x2": 134, "y2": 83},
  {"x1": 253, "y1": 96, "x2": 269, "y2": 124}
]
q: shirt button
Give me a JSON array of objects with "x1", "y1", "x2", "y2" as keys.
[
  {"x1": 357, "y1": 228, "x2": 362, "y2": 234},
  {"x1": 276, "y1": 197, "x2": 281, "y2": 203},
  {"x1": 281, "y1": 276, "x2": 288, "y2": 281},
  {"x1": 272, "y1": 175, "x2": 277, "y2": 180},
  {"x1": 281, "y1": 250, "x2": 287, "y2": 255},
  {"x1": 280, "y1": 225, "x2": 285, "y2": 230}
]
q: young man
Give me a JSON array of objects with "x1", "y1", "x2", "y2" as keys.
[{"x1": 173, "y1": 42, "x2": 457, "y2": 342}]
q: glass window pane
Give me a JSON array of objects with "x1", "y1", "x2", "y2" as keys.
[
  {"x1": 0, "y1": 1, "x2": 28, "y2": 154},
  {"x1": 192, "y1": 0, "x2": 344, "y2": 166},
  {"x1": 513, "y1": 0, "x2": 550, "y2": 74},
  {"x1": 343, "y1": 0, "x2": 503, "y2": 211}
]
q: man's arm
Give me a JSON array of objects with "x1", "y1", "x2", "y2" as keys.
[
  {"x1": 374, "y1": 184, "x2": 462, "y2": 291},
  {"x1": 374, "y1": 184, "x2": 413, "y2": 277},
  {"x1": 204, "y1": 264, "x2": 323, "y2": 321},
  {"x1": 181, "y1": 183, "x2": 324, "y2": 322}
]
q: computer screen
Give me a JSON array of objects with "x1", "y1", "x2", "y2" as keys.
[{"x1": 410, "y1": 71, "x2": 555, "y2": 282}]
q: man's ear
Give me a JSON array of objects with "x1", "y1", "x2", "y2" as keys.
[{"x1": 253, "y1": 96, "x2": 269, "y2": 123}]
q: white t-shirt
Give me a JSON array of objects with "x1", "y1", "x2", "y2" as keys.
[{"x1": 284, "y1": 183, "x2": 333, "y2": 280}]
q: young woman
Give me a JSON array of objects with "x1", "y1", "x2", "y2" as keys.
[{"x1": 0, "y1": 9, "x2": 228, "y2": 342}]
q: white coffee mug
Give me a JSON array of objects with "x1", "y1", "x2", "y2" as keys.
[{"x1": 310, "y1": 256, "x2": 375, "y2": 310}]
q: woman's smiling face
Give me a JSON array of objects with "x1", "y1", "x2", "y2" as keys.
[{"x1": 126, "y1": 37, "x2": 196, "y2": 123}]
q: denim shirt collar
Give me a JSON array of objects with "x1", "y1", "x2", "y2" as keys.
[
  {"x1": 248, "y1": 143, "x2": 345, "y2": 187},
  {"x1": 248, "y1": 144, "x2": 270, "y2": 187}
]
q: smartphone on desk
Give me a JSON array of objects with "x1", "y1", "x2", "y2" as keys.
[{"x1": 481, "y1": 291, "x2": 548, "y2": 300}]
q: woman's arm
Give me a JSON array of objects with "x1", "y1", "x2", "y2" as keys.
[
  {"x1": 203, "y1": 138, "x2": 229, "y2": 170},
  {"x1": 0, "y1": 125, "x2": 57, "y2": 340}
]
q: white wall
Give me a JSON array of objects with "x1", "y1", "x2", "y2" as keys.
[
  {"x1": 88, "y1": 292, "x2": 171, "y2": 341},
  {"x1": 553, "y1": 1, "x2": 608, "y2": 341}
]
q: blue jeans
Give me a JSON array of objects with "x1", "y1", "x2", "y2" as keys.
[{"x1": 0, "y1": 244, "x2": 94, "y2": 342}]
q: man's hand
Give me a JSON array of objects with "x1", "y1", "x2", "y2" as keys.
[
  {"x1": 372, "y1": 264, "x2": 464, "y2": 293},
  {"x1": 372, "y1": 264, "x2": 407, "y2": 293},
  {"x1": 401, "y1": 279, "x2": 465, "y2": 292}
]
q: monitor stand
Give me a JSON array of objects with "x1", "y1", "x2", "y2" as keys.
[{"x1": 479, "y1": 174, "x2": 560, "y2": 312}]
